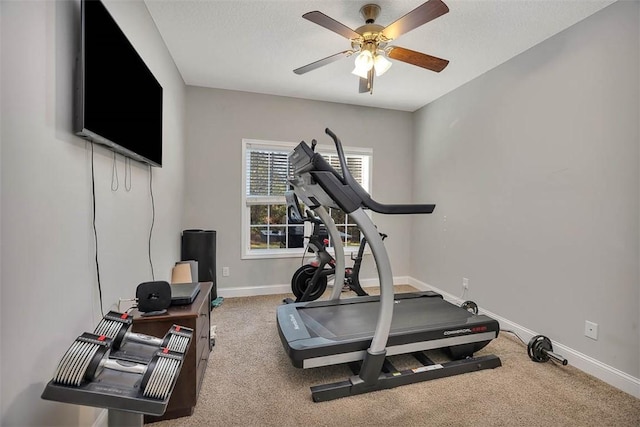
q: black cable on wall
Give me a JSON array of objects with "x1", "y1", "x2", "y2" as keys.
[
  {"x1": 148, "y1": 164, "x2": 155, "y2": 281},
  {"x1": 91, "y1": 146, "x2": 157, "y2": 315},
  {"x1": 91, "y1": 143, "x2": 105, "y2": 316}
]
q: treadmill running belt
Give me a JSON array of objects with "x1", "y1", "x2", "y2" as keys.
[
  {"x1": 277, "y1": 292, "x2": 500, "y2": 369},
  {"x1": 297, "y1": 294, "x2": 472, "y2": 341}
]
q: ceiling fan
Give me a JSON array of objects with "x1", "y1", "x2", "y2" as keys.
[{"x1": 293, "y1": 0, "x2": 450, "y2": 94}]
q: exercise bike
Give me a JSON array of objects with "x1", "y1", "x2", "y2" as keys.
[{"x1": 284, "y1": 191, "x2": 386, "y2": 303}]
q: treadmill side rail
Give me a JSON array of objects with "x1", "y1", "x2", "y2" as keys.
[{"x1": 310, "y1": 354, "x2": 502, "y2": 402}]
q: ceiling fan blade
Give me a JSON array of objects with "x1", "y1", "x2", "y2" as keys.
[
  {"x1": 358, "y1": 77, "x2": 368, "y2": 93},
  {"x1": 303, "y1": 11, "x2": 361, "y2": 40},
  {"x1": 294, "y1": 50, "x2": 352, "y2": 75},
  {"x1": 359, "y1": 69, "x2": 374, "y2": 94},
  {"x1": 382, "y1": 0, "x2": 449, "y2": 41},
  {"x1": 388, "y1": 46, "x2": 449, "y2": 72}
]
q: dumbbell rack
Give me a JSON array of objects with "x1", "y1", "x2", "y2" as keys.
[{"x1": 41, "y1": 315, "x2": 193, "y2": 427}]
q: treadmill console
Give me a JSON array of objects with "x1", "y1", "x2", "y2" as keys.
[
  {"x1": 288, "y1": 141, "x2": 358, "y2": 212},
  {"x1": 289, "y1": 129, "x2": 436, "y2": 215}
]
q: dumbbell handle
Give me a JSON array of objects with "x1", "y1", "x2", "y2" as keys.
[
  {"x1": 101, "y1": 358, "x2": 147, "y2": 375},
  {"x1": 124, "y1": 332, "x2": 163, "y2": 347},
  {"x1": 544, "y1": 349, "x2": 568, "y2": 366}
]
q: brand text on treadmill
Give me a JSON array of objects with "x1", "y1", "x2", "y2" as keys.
[
  {"x1": 443, "y1": 328, "x2": 472, "y2": 336},
  {"x1": 289, "y1": 314, "x2": 300, "y2": 330},
  {"x1": 444, "y1": 326, "x2": 488, "y2": 335}
]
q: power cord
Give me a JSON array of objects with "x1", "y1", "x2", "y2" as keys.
[
  {"x1": 111, "y1": 155, "x2": 133, "y2": 192},
  {"x1": 125, "y1": 157, "x2": 132, "y2": 192},
  {"x1": 111, "y1": 151, "x2": 119, "y2": 191},
  {"x1": 501, "y1": 329, "x2": 527, "y2": 345},
  {"x1": 91, "y1": 147, "x2": 153, "y2": 313},
  {"x1": 458, "y1": 297, "x2": 525, "y2": 345},
  {"x1": 91, "y1": 143, "x2": 105, "y2": 316},
  {"x1": 148, "y1": 164, "x2": 155, "y2": 280},
  {"x1": 300, "y1": 239, "x2": 311, "y2": 266}
]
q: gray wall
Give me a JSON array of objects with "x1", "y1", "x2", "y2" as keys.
[
  {"x1": 411, "y1": 1, "x2": 639, "y2": 377},
  {"x1": 184, "y1": 87, "x2": 414, "y2": 292},
  {"x1": 0, "y1": 1, "x2": 186, "y2": 425}
]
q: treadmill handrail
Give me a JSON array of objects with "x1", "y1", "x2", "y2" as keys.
[{"x1": 324, "y1": 128, "x2": 435, "y2": 215}]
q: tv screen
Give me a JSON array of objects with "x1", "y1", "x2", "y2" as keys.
[{"x1": 76, "y1": 0, "x2": 163, "y2": 167}]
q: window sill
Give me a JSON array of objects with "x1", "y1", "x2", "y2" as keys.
[{"x1": 241, "y1": 247, "x2": 368, "y2": 260}]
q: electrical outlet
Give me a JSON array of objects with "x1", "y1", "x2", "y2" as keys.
[
  {"x1": 222, "y1": 267, "x2": 230, "y2": 277},
  {"x1": 462, "y1": 278, "x2": 469, "y2": 290},
  {"x1": 585, "y1": 320, "x2": 598, "y2": 340}
]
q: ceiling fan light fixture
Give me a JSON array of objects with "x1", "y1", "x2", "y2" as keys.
[
  {"x1": 373, "y1": 54, "x2": 392, "y2": 76},
  {"x1": 351, "y1": 50, "x2": 374, "y2": 78},
  {"x1": 351, "y1": 66, "x2": 369, "y2": 79},
  {"x1": 295, "y1": 1, "x2": 451, "y2": 93}
]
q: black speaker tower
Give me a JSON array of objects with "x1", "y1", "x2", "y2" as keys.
[{"x1": 181, "y1": 229, "x2": 217, "y2": 301}]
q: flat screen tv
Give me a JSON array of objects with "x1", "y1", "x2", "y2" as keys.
[{"x1": 76, "y1": 0, "x2": 163, "y2": 167}]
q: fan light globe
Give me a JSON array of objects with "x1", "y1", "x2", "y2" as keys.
[
  {"x1": 373, "y1": 54, "x2": 392, "y2": 76},
  {"x1": 351, "y1": 50, "x2": 374, "y2": 78},
  {"x1": 351, "y1": 66, "x2": 369, "y2": 79}
]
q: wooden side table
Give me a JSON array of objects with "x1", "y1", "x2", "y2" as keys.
[{"x1": 130, "y1": 282, "x2": 212, "y2": 422}]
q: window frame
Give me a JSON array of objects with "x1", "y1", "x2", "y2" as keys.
[{"x1": 241, "y1": 138, "x2": 373, "y2": 260}]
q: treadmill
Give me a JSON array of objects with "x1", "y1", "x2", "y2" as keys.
[{"x1": 276, "y1": 128, "x2": 501, "y2": 402}]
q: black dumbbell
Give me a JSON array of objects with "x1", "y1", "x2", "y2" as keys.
[
  {"x1": 527, "y1": 335, "x2": 568, "y2": 365},
  {"x1": 94, "y1": 311, "x2": 192, "y2": 353}
]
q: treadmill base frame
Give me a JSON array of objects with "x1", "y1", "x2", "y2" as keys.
[{"x1": 310, "y1": 353, "x2": 502, "y2": 402}]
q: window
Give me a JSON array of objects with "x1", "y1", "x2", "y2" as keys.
[{"x1": 242, "y1": 139, "x2": 372, "y2": 259}]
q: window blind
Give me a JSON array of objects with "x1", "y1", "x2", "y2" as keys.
[
  {"x1": 325, "y1": 155, "x2": 364, "y2": 184},
  {"x1": 246, "y1": 149, "x2": 292, "y2": 197},
  {"x1": 246, "y1": 149, "x2": 365, "y2": 199}
]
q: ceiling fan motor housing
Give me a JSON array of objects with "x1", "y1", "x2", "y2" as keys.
[{"x1": 360, "y1": 4, "x2": 381, "y2": 24}]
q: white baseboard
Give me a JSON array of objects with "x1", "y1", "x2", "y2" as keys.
[
  {"x1": 216, "y1": 277, "x2": 639, "y2": 398},
  {"x1": 217, "y1": 276, "x2": 411, "y2": 299},
  {"x1": 359, "y1": 276, "x2": 412, "y2": 288},
  {"x1": 407, "y1": 277, "x2": 640, "y2": 398},
  {"x1": 92, "y1": 409, "x2": 107, "y2": 427},
  {"x1": 218, "y1": 284, "x2": 291, "y2": 298}
]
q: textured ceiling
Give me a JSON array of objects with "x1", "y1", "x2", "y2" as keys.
[{"x1": 145, "y1": 0, "x2": 615, "y2": 112}]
